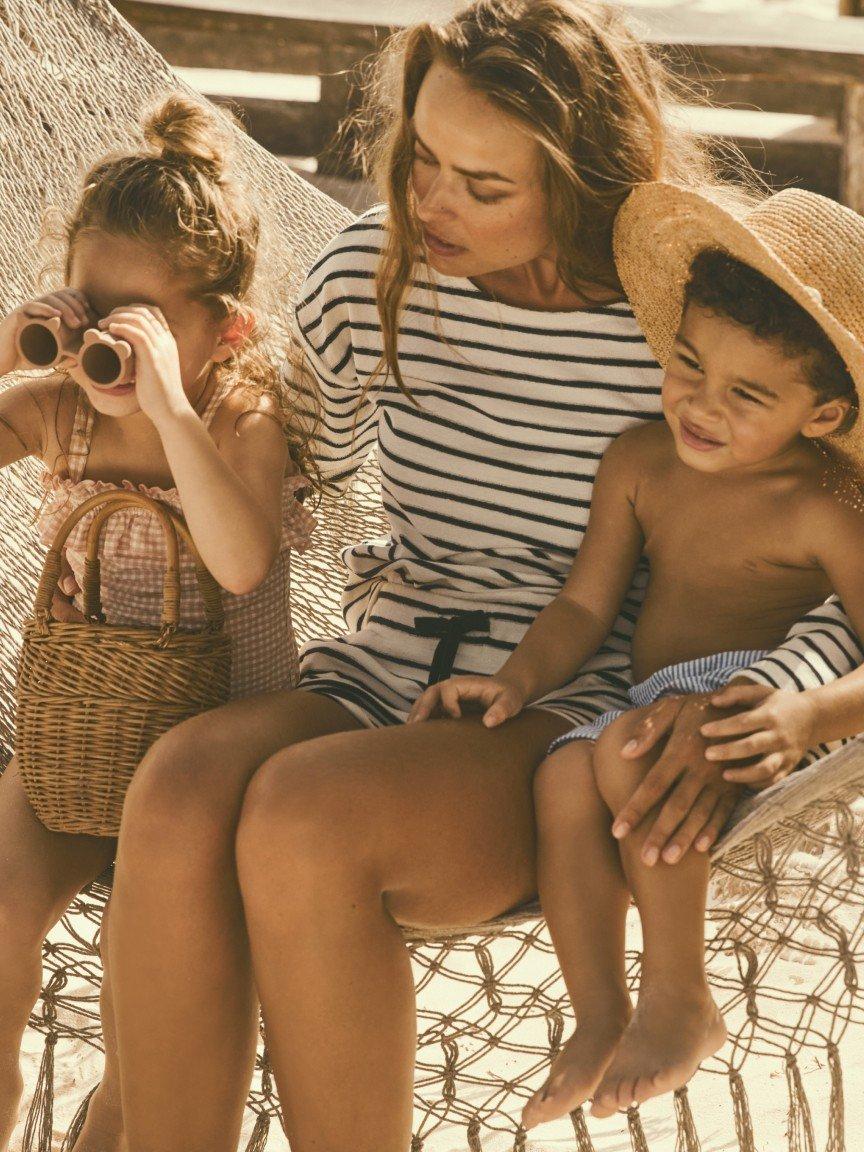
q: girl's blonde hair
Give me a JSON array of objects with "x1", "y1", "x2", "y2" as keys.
[
  {"x1": 60, "y1": 93, "x2": 317, "y2": 484},
  {"x1": 356, "y1": 0, "x2": 747, "y2": 397}
]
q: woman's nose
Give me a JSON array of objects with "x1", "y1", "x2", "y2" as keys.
[{"x1": 415, "y1": 173, "x2": 454, "y2": 222}]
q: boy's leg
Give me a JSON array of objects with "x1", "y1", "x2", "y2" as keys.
[
  {"x1": 522, "y1": 740, "x2": 632, "y2": 1129},
  {"x1": 0, "y1": 760, "x2": 115, "y2": 1152},
  {"x1": 588, "y1": 712, "x2": 726, "y2": 1118}
]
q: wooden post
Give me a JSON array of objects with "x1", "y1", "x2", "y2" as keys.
[
  {"x1": 842, "y1": 83, "x2": 864, "y2": 211},
  {"x1": 839, "y1": 0, "x2": 864, "y2": 15}
]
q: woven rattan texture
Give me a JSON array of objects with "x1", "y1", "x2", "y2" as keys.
[{"x1": 0, "y1": 2, "x2": 863, "y2": 1150}]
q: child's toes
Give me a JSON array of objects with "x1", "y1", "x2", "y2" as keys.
[{"x1": 589, "y1": 1080, "x2": 618, "y2": 1119}]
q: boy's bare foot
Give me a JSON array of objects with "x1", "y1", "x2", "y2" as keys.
[
  {"x1": 589, "y1": 989, "x2": 726, "y2": 1118},
  {"x1": 0, "y1": 1066, "x2": 24, "y2": 1152},
  {"x1": 69, "y1": 1080, "x2": 126, "y2": 1152},
  {"x1": 522, "y1": 1009, "x2": 631, "y2": 1130}
]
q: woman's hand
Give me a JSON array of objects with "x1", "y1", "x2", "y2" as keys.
[
  {"x1": 610, "y1": 693, "x2": 744, "y2": 863},
  {"x1": 408, "y1": 674, "x2": 526, "y2": 726},
  {"x1": 700, "y1": 683, "x2": 815, "y2": 788},
  {"x1": 0, "y1": 289, "x2": 94, "y2": 376},
  {"x1": 100, "y1": 306, "x2": 187, "y2": 423}
]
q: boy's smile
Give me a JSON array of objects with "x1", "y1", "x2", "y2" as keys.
[{"x1": 663, "y1": 304, "x2": 850, "y2": 474}]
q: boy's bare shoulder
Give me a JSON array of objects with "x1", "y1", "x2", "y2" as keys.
[
  {"x1": 794, "y1": 461, "x2": 864, "y2": 556},
  {"x1": 603, "y1": 420, "x2": 673, "y2": 475}
]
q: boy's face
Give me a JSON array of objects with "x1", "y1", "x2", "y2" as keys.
[{"x1": 662, "y1": 303, "x2": 850, "y2": 474}]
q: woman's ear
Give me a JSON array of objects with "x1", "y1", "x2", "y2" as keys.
[
  {"x1": 212, "y1": 310, "x2": 256, "y2": 363},
  {"x1": 802, "y1": 397, "x2": 855, "y2": 440}
]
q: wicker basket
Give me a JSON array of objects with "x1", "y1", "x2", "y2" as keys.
[{"x1": 15, "y1": 489, "x2": 232, "y2": 836}]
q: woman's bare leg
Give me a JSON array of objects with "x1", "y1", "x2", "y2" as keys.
[
  {"x1": 589, "y1": 714, "x2": 726, "y2": 1117},
  {"x1": 0, "y1": 760, "x2": 115, "y2": 1152},
  {"x1": 108, "y1": 688, "x2": 360, "y2": 1152},
  {"x1": 522, "y1": 742, "x2": 632, "y2": 1129},
  {"x1": 73, "y1": 899, "x2": 125, "y2": 1152},
  {"x1": 236, "y1": 709, "x2": 569, "y2": 1152}
]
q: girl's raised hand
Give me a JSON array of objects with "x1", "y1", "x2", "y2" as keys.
[
  {"x1": 99, "y1": 305, "x2": 186, "y2": 422},
  {"x1": 408, "y1": 674, "x2": 526, "y2": 726},
  {"x1": 0, "y1": 289, "x2": 93, "y2": 376}
]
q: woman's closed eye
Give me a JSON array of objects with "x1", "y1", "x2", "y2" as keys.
[{"x1": 467, "y1": 183, "x2": 507, "y2": 205}]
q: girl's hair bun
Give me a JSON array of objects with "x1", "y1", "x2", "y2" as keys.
[{"x1": 143, "y1": 93, "x2": 234, "y2": 178}]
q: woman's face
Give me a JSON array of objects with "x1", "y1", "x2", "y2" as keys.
[{"x1": 410, "y1": 61, "x2": 554, "y2": 280}]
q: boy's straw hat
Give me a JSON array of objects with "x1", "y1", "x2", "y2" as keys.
[{"x1": 613, "y1": 182, "x2": 864, "y2": 468}]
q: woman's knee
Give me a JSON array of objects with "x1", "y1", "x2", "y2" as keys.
[
  {"x1": 120, "y1": 711, "x2": 242, "y2": 861},
  {"x1": 236, "y1": 739, "x2": 369, "y2": 891}
]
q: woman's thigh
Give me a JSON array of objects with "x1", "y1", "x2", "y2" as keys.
[
  {"x1": 238, "y1": 708, "x2": 570, "y2": 931},
  {"x1": 121, "y1": 687, "x2": 361, "y2": 848}
]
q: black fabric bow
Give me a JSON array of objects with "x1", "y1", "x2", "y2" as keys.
[{"x1": 414, "y1": 610, "x2": 492, "y2": 688}]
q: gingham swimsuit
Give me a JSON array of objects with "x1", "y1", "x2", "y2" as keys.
[{"x1": 36, "y1": 379, "x2": 315, "y2": 699}]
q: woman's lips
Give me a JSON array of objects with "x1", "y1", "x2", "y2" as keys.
[
  {"x1": 679, "y1": 416, "x2": 724, "y2": 451},
  {"x1": 423, "y1": 228, "x2": 467, "y2": 258}
]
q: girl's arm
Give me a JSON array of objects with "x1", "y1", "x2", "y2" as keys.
[
  {"x1": 0, "y1": 379, "x2": 56, "y2": 469},
  {"x1": 103, "y1": 306, "x2": 287, "y2": 596},
  {"x1": 153, "y1": 395, "x2": 288, "y2": 596},
  {"x1": 409, "y1": 431, "x2": 645, "y2": 724}
]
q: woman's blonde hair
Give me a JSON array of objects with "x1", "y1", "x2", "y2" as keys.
[
  {"x1": 57, "y1": 93, "x2": 317, "y2": 484},
  {"x1": 356, "y1": 0, "x2": 745, "y2": 397}
]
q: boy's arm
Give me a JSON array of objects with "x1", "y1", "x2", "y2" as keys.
[
  {"x1": 410, "y1": 430, "x2": 646, "y2": 724},
  {"x1": 495, "y1": 433, "x2": 645, "y2": 703}
]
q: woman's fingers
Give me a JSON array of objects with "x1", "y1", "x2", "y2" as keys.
[
  {"x1": 658, "y1": 788, "x2": 720, "y2": 864},
  {"x1": 637, "y1": 774, "x2": 705, "y2": 865},
  {"x1": 694, "y1": 792, "x2": 740, "y2": 853}
]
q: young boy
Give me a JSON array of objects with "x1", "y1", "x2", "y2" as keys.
[{"x1": 408, "y1": 183, "x2": 864, "y2": 1126}]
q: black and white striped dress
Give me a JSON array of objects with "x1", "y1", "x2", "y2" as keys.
[{"x1": 292, "y1": 209, "x2": 862, "y2": 730}]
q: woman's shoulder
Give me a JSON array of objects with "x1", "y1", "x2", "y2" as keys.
[{"x1": 297, "y1": 205, "x2": 388, "y2": 305}]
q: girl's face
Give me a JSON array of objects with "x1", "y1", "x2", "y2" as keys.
[
  {"x1": 67, "y1": 232, "x2": 230, "y2": 419},
  {"x1": 410, "y1": 61, "x2": 554, "y2": 280}
]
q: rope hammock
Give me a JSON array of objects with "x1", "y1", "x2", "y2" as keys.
[{"x1": 1, "y1": 2, "x2": 862, "y2": 1149}]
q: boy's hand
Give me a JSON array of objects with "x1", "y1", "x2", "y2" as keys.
[
  {"x1": 0, "y1": 290, "x2": 93, "y2": 376},
  {"x1": 100, "y1": 306, "x2": 187, "y2": 423},
  {"x1": 700, "y1": 683, "x2": 815, "y2": 788},
  {"x1": 408, "y1": 674, "x2": 526, "y2": 726},
  {"x1": 611, "y1": 693, "x2": 744, "y2": 862}
]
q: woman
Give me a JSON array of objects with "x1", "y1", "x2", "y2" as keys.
[{"x1": 106, "y1": 3, "x2": 860, "y2": 1150}]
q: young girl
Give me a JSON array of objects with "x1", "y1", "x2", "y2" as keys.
[
  {"x1": 409, "y1": 183, "x2": 864, "y2": 1128},
  {"x1": 0, "y1": 94, "x2": 315, "y2": 1151}
]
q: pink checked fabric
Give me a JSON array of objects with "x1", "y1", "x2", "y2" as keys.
[{"x1": 36, "y1": 379, "x2": 315, "y2": 699}]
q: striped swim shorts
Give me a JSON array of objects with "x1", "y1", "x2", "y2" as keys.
[{"x1": 548, "y1": 648, "x2": 769, "y2": 754}]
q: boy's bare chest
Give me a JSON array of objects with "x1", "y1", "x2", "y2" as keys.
[{"x1": 637, "y1": 480, "x2": 824, "y2": 597}]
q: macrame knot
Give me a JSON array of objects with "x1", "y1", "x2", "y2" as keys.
[
  {"x1": 817, "y1": 911, "x2": 858, "y2": 991},
  {"x1": 474, "y1": 943, "x2": 503, "y2": 1011},
  {"x1": 546, "y1": 1008, "x2": 565, "y2": 1057},
  {"x1": 753, "y1": 834, "x2": 778, "y2": 909}
]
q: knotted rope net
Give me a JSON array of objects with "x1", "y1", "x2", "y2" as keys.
[{"x1": 1, "y1": 2, "x2": 862, "y2": 1149}]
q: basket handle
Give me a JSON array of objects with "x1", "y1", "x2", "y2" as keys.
[{"x1": 33, "y1": 490, "x2": 225, "y2": 636}]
